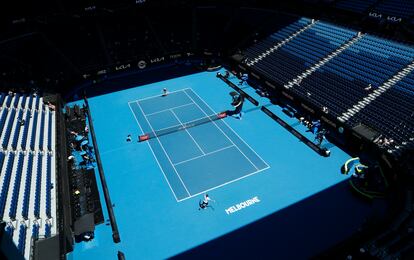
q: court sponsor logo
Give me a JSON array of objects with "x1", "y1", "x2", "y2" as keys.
[{"x1": 225, "y1": 196, "x2": 260, "y2": 215}]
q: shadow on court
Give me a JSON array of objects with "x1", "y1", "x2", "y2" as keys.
[
  {"x1": 243, "y1": 104, "x2": 272, "y2": 114},
  {"x1": 67, "y1": 63, "x2": 201, "y2": 101},
  {"x1": 172, "y1": 180, "x2": 390, "y2": 259}
]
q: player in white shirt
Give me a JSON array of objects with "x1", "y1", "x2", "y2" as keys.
[{"x1": 199, "y1": 194, "x2": 215, "y2": 210}]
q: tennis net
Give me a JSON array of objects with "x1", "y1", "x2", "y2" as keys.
[{"x1": 139, "y1": 111, "x2": 227, "y2": 141}]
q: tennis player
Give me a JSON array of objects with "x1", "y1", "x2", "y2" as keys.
[
  {"x1": 199, "y1": 194, "x2": 215, "y2": 210},
  {"x1": 231, "y1": 92, "x2": 245, "y2": 119}
]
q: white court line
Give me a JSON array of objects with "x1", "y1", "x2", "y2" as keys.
[
  {"x1": 128, "y1": 88, "x2": 191, "y2": 103},
  {"x1": 183, "y1": 89, "x2": 259, "y2": 171},
  {"x1": 144, "y1": 102, "x2": 194, "y2": 117},
  {"x1": 170, "y1": 109, "x2": 205, "y2": 155},
  {"x1": 136, "y1": 101, "x2": 191, "y2": 197},
  {"x1": 130, "y1": 87, "x2": 270, "y2": 202},
  {"x1": 142, "y1": 112, "x2": 222, "y2": 135},
  {"x1": 128, "y1": 102, "x2": 180, "y2": 202},
  {"x1": 189, "y1": 88, "x2": 271, "y2": 169},
  {"x1": 176, "y1": 165, "x2": 270, "y2": 203},
  {"x1": 173, "y1": 145, "x2": 234, "y2": 166}
]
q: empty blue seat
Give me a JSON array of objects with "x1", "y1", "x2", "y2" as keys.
[
  {"x1": 0, "y1": 109, "x2": 9, "y2": 138},
  {"x1": 5, "y1": 95, "x2": 12, "y2": 107},
  {"x1": 244, "y1": 18, "x2": 414, "y2": 154},
  {"x1": 20, "y1": 112, "x2": 31, "y2": 150},
  {"x1": 2, "y1": 109, "x2": 17, "y2": 148},
  {"x1": 45, "y1": 223, "x2": 51, "y2": 238},
  {"x1": 47, "y1": 112, "x2": 53, "y2": 151},
  {"x1": 39, "y1": 112, "x2": 45, "y2": 151},
  {"x1": 46, "y1": 155, "x2": 52, "y2": 218},
  {"x1": 32, "y1": 223, "x2": 40, "y2": 240},
  {"x1": 17, "y1": 224, "x2": 27, "y2": 253},
  {"x1": 30, "y1": 111, "x2": 39, "y2": 150},
  {"x1": 0, "y1": 153, "x2": 15, "y2": 219},
  {"x1": 0, "y1": 93, "x2": 5, "y2": 107},
  {"x1": 11, "y1": 110, "x2": 24, "y2": 149},
  {"x1": 9, "y1": 153, "x2": 24, "y2": 219},
  {"x1": 12, "y1": 94, "x2": 20, "y2": 108},
  {"x1": 22, "y1": 154, "x2": 34, "y2": 219},
  {"x1": 34, "y1": 154, "x2": 42, "y2": 218},
  {"x1": 0, "y1": 152, "x2": 5, "y2": 172}
]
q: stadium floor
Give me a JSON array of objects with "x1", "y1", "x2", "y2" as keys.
[{"x1": 69, "y1": 69, "x2": 386, "y2": 259}]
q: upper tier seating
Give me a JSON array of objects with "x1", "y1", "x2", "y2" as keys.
[{"x1": 242, "y1": 17, "x2": 414, "y2": 155}]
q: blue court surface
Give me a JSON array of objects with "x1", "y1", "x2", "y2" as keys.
[
  {"x1": 70, "y1": 70, "x2": 383, "y2": 259},
  {"x1": 129, "y1": 88, "x2": 269, "y2": 201}
]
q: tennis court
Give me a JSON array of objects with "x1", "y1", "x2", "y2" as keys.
[
  {"x1": 70, "y1": 70, "x2": 382, "y2": 259},
  {"x1": 129, "y1": 88, "x2": 269, "y2": 201}
]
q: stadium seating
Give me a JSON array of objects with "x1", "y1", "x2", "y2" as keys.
[
  {"x1": 0, "y1": 153, "x2": 16, "y2": 219},
  {"x1": 243, "y1": 17, "x2": 414, "y2": 155},
  {"x1": 0, "y1": 93, "x2": 57, "y2": 259},
  {"x1": 335, "y1": 0, "x2": 378, "y2": 14},
  {"x1": 373, "y1": 0, "x2": 414, "y2": 19},
  {"x1": 291, "y1": 35, "x2": 414, "y2": 115},
  {"x1": 1, "y1": 109, "x2": 17, "y2": 148},
  {"x1": 34, "y1": 154, "x2": 42, "y2": 219},
  {"x1": 244, "y1": 18, "x2": 311, "y2": 60},
  {"x1": 46, "y1": 155, "x2": 52, "y2": 218},
  {"x1": 45, "y1": 222, "x2": 51, "y2": 238},
  {"x1": 348, "y1": 70, "x2": 414, "y2": 155},
  {"x1": 245, "y1": 20, "x2": 356, "y2": 87},
  {"x1": 8, "y1": 153, "x2": 24, "y2": 219},
  {"x1": 335, "y1": 0, "x2": 414, "y2": 20},
  {"x1": 22, "y1": 154, "x2": 34, "y2": 220},
  {"x1": 32, "y1": 223, "x2": 39, "y2": 240},
  {"x1": 17, "y1": 223, "x2": 27, "y2": 254}
]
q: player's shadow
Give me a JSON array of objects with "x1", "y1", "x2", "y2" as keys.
[
  {"x1": 243, "y1": 103, "x2": 272, "y2": 114},
  {"x1": 322, "y1": 142, "x2": 336, "y2": 150}
]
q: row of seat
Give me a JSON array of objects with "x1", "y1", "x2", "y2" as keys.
[
  {"x1": 249, "y1": 21, "x2": 356, "y2": 86},
  {"x1": 8, "y1": 153, "x2": 24, "y2": 220},
  {"x1": 336, "y1": 0, "x2": 378, "y2": 14},
  {"x1": 309, "y1": 39, "x2": 412, "y2": 112},
  {"x1": 243, "y1": 17, "x2": 414, "y2": 154},
  {"x1": 244, "y1": 17, "x2": 311, "y2": 61},
  {"x1": 17, "y1": 223, "x2": 27, "y2": 254},
  {"x1": 0, "y1": 153, "x2": 15, "y2": 219},
  {"x1": 34, "y1": 154, "x2": 43, "y2": 219},
  {"x1": 0, "y1": 93, "x2": 42, "y2": 111},
  {"x1": 21, "y1": 154, "x2": 34, "y2": 219},
  {"x1": 1, "y1": 92, "x2": 57, "y2": 260},
  {"x1": 0, "y1": 107, "x2": 54, "y2": 152},
  {"x1": 46, "y1": 155, "x2": 52, "y2": 218},
  {"x1": 373, "y1": 0, "x2": 414, "y2": 19},
  {"x1": 1, "y1": 151, "x2": 56, "y2": 259},
  {"x1": 0, "y1": 152, "x2": 53, "y2": 221},
  {"x1": 348, "y1": 70, "x2": 414, "y2": 154},
  {"x1": 4, "y1": 220, "x2": 48, "y2": 257},
  {"x1": 32, "y1": 223, "x2": 40, "y2": 240},
  {"x1": 335, "y1": 0, "x2": 414, "y2": 19}
]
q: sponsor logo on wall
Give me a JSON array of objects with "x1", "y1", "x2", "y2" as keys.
[{"x1": 138, "y1": 60, "x2": 147, "y2": 69}]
